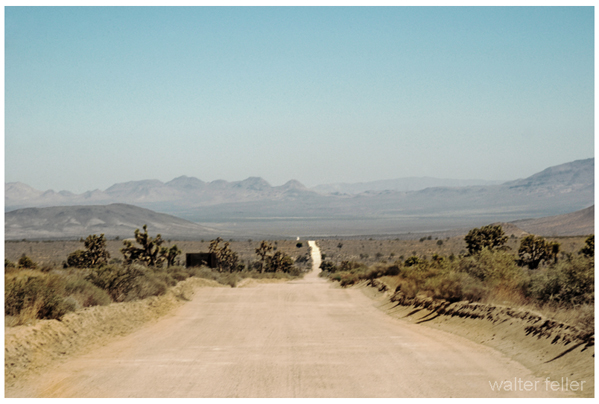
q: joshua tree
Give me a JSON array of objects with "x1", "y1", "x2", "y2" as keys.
[
  {"x1": 464, "y1": 225, "x2": 508, "y2": 255},
  {"x1": 162, "y1": 244, "x2": 182, "y2": 267},
  {"x1": 255, "y1": 240, "x2": 273, "y2": 273},
  {"x1": 121, "y1": 225, "x2": 166, "y2": 267},
  {"x1": 266, "y1": 251, "x2": 294, "y2": 273},
  {"x1": 580, "y1": 235, "x2": 594, "y2": 258},
  {"x1": 66, "y1": 234, "x2": 110, "y2": 268},
  {"x1": 209, "y1": 237, "x2": 242, "y2": 272},
  {"x1": 517, "y1": 235, "x2": 560, "y2": 269}
]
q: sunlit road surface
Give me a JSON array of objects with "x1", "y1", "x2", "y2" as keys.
[{"x1": 7, "y1": 241, "x2": 565, "y2": 398}]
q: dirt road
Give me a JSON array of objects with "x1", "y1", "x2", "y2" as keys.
[{"x1": 7, "y1": 241, "x2": 569, "y2": 398}]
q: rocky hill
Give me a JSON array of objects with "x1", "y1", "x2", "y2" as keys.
[
  {"x1": 510, "y1": 205, "x2": 594, "y2": 237},
  {"x1": 5, "y1": 204, "x2": 225, "y2": 240}
]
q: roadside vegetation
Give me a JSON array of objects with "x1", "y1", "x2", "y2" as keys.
[
  {"x1": 5, "y1": 227, "x2": 306, "y2": 326},
  {"x1": 318, "y1": 227, "x2": 594, "y2": 331}
]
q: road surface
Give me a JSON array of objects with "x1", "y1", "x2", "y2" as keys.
[{"x1": 7, "y1": 241, "x2": 563, "y2": 398}]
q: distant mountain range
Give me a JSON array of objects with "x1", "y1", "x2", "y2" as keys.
[
  {"x1": 312, "y1": 177, "x2": 503, "y2": 194},
  {"x1": 5, "y1": 158, "x2": 594, "y2": 238},
  {"x1": 5, "y1": 177, "x2": 312, "y2": 213}
]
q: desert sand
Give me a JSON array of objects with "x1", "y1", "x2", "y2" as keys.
[{"x1": 5, "y1": 242, "x2": 585, "y2": 398}]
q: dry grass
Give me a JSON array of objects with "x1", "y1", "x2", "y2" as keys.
[
  {"x1": 318, "y1": 240, "x2": 594, "y2": 332},
  {"x1": 315, "y1": 235, "x2": 587, "y2": 266},
  {"x1": 4, "y1": 239, "x2": 312, "y2": 270}
]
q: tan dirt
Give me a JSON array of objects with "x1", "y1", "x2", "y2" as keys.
[
  {"x1": 5, "y1": 277, "x2": 225, "y2": 387},
  {"x1": 4, "y1": 242, "x2": 588, "y2": 397},
  {"x1": 361, "y1": 277, "x2": 594, "y2": 398}
]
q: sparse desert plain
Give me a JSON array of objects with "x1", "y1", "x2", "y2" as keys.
[
  {"x1": 4, "y1": 231, "x2": 594, "y2": 398},
  {"x1": 5, "y1": 5, "x2": 595, "y2": 399}
]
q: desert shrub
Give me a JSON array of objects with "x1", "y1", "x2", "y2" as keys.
[
  {"x1": 66, "y1": 250, "x2": 89, "y2": 268},
  {"x1": 166, "y1": 265, "x2": 192, "y2": 282},
  {"x1": 63, "y1": 274, "x2": 112, "y2": 307},
  {"x1": 319, "y1": 261, "x2": 337, "y2": 273},
  {"x1": 221, "y1": 272, "x2": 240, "y2": 287},
  {"x1": 5, "y1": 259, "x2": 17, "y2": 273},
  {"x1": 5, "y1": 272, "x2": 71, "y2": 322},
  {"x1": 86, "y1": 263, "x2": 186, "y2": 302},
  {"x1": 385, "y1": 265, "x2": 400, "y2": 277},
  {"x1": 210, "y1": 237, "x2": 243, "y2": 272},
  {"x1": 39, "y1": 263, "x2": 57, "y2": 273},
  {"x1": 85, "y1": 264, "x2": 146, "y2": 302},
  {"x1": 365, "y1": 263, "x2": 399, "y2": 280},
  {"x1": 61, "y1": 296, "x2": 81, "y2": 313},
  {"x1": 464, "y1": 225, "x2": 508, "y2": 255},
  {"x1": 567, "y1": 304, "x2": 594, "y2": 335},
  {"x1": 295, "y1": 254, "x2": 310, "y2": 264},
  {"x1": 579, "y1": 235, "x2": 594, "y2": 258},
  {"x1": 264, "y1": 251, "x2": 294, "y2": 273},
  {"x1": 339, "y1": 272, "x2": 363, "y2": 287},
  {"x1": 395, "y1": 279, "x2": 420, "y2": 299},
  {"x1": 339, "y1": 260, "x2": 366, "y2": 272},
  {"x1": 189, "y1": 266, "x2": 222, "y2": 282},
  {"x1": 288, "y1": 266, "x2": 303, "y2": 277},
  {"x1": 121, "y1": 225, "x2": 166, "y2": 267},
  {"x1": 18, "y1": 254, "x2": 37, "y2": 269},
  {"x1": 457, "y1": 250, "x2": 522, "y2": 284},
  {"x1": 531, "y1": 255, "x2": 594, "y2": 306},
  {"x1": 395, "y1": 261, "x2": 441, "y2": 297},
  {"x1": 422, "y1": 271, "x2": 486, "y2": 302},
  {"x1": 124, "y1": 269, "x2": 172, "y2": 301},
  {"x1": 404, "y1": 256, "x2": 422, "y2": 267},
  {"x1": 66, "y1": 234, "x2": 111, "y2": 268},
  {"x1": 517, "y1": 235, "x2": 560, "y2": 269}
]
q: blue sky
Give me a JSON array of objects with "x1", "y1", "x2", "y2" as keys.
[{"x1": 4, "y1": 6, "x2": 594, "y2": 193}]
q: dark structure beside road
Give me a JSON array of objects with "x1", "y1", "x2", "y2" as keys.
[{"x1": 186, "y1": 253, "x2": 217, "y2": 268}]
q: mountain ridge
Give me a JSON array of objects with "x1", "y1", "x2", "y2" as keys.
[
  {"x1": 5, "y1": 203, "x2": 225, "y2": 240},
  {"x1": 5, "y1": 158, "x2": 594, "y2": 238}
]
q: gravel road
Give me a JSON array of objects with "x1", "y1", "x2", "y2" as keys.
[{"x1": 7, "y1": 241, "x2": 566, "y2": 398}]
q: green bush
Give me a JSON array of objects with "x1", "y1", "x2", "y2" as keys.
[
  {"x1": 339, "y1": 260, "x2": 366, "y2": 272},
  {"x1": 85, "y1": 264, "x2": 146, "y2": 302},
  {"x1": 166, "y1": 265, "x2": 192, "y2": 282},
  {"x1": 189, "y1": 266, "x2": 223, "y2": 282},
  {"x1": 531, "y1": 255, "x2": 594, "y2": 306},
  {"x1": 319, "y1": 261, "x2": 337, "y2": 273},
  {"x1": 579, "y1": 235, "x2": 594, "y2": 258},
  {"x1": 63, "y1": 273, "x2": 113, "y2": 308},
  {"x1": 464, "y1": 224, "x2": 508, "y2": 255},
  {"x1": 404, "y1": 256, "x2": 422, "y2": 267},
  {"x1": 5, "y1": 272, "x2": 71, "y2": 321},
  {"x1": 365, "y1": 263, "x2": 399, "y2": 280},
  {"x1": 18, "y1": 254, "x2": 37, "y2": 269},
  {"x1": 457, "y1": 249, "x2": 525, "y2": 286},
  {"x1": 422, "y1": 271, "x2": 486, "y2": 302},
  {"x1": 66, "y1": 250, "x2": 89, "y2": 268},
  {"x1": 124, "y1": 269, "x2": 172, "y2": 301}
]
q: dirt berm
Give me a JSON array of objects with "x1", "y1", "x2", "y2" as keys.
[
  {"x1": 5, "y1": 277, "x2": 226, "y2": 387},
  {"x1": 360, "y1": 278, "x2": 595, "y2": 398}
]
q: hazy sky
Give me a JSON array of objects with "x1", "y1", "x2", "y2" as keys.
[{"x1": 4, "y1": 6, "x2": 594, "y2": 193}]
